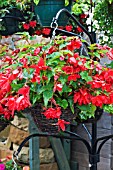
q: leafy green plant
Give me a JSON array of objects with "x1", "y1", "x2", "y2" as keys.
[
  {"x1": 0, "y1": 160, "x2": 22, "y2": 170},
  {"x1": 1, "y1": 33, "x2": 113, "y2": 130},
  {"x1": 93, "y1": 0, "x2": 113, "y2": 47}
]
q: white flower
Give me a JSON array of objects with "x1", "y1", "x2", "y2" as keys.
[{"x1": 103, "y1": 36, "x2": 109, "y2": 42}]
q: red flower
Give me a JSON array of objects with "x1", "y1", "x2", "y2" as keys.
[
  {"x1": 31, "y1": 74, "x2": 40, "y2": 84},
  {"x1": 62, "y1": 66, "x2": 74, "y2": 74},
  {"x1": 48, "y1": 47, "x2": 56, "y2": 54},
  {"x1": 3, "y1": 56, "x2": 12, "y2": 64},
  {"x1": 42, "y1": 107, "x2": 61, "y2": 119},
  {"x1": 19, "y1": 57, "x2": 28, "y2": 68},
  {"x1": 68, "y1": 74, "x2": 80, "y2": 81},
  {"x1": 80, "y1": 14, "x2": 87, "y2": 19},
  {"x1": 0, "y1": 104, "x2": 4, "y2": 113},
  {"x1": 76, "y1": 26, "x2": 83, "y2": 33},
  {"x1": 106, "y1": 48, "x2": 113, "y2": 60},
  {"x1": 65, "y1": 25, "x2": 73, "y2": 32},
  {"x1": 23, "y1": 23, "x2": 30, "y2": 30},
  {"x1": 68, "y1": 56, "x2": 78, "y2": 66},
  {"x1": 35, "y1": 30, "x2": 41, "y2": 35},
  {"x1": 42, "y1": 28, "x2": 51, "y2": 35},
  {"x1": 12, "y1": 49, "x2": 20, "y2": 55},
  {"x1": 67, "y1": 39, "x2": 82, "y2": 51},
  {"x1": 0, "y1": 75, "x2": 11, "y2": 93},
  {"x1": 42, "y1": 76, "x2": 48, "y2": 81},
  {"x1": 56, "y1": 119, "x2": 70, "y2": 131},
  {"x1": 54, "y1": 83, "x2": 63, "y2": 92},
  {"x1": 29, "y1": 21, "x2": 37, "y2": 28},
  {"x1": 18, "y1": 86, "x2": 30, "y2": 98},
  {"x1": 91, "y1": 95, "x2": 109, "y2": 107},
  {"x1": 16, "y1": 95, "x2": 31, "y2": 111},
  {"x1": 6, "y1": 96, "x2": 16, "y2": 116},
  {"x1": 74, "y1": 89, "x2": 91, "y2": 105},
  {"x1": 3, "y1": 109, "x2": 12, "y2": 120},
  {"x1": 34, "y1": 47, "x2": 40, "y2": 56}
]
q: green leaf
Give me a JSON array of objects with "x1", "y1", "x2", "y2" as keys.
[
  {"x1": 80, "y1": 71, "x2": 92, "y2": 82},
  {"x1": 61, "y1": 50, "x2": 73, "y2": 56},
  {"x1": 43, "y1": 90, "x2": 53, "y2": 107},
  {"x1": 77, "y1": 104, "x2": 91, "y2": 111},
  {"x1": 77, "y1": 104, "x2": 96, "y2": 120},
  {"x1": 59, "y1": 75, "x2": 68, "y2": 84},
  {"x1": 46, "y1": 70, "x2": 54, "y2": 83},
  {"x1": 33, "y1": 0, "x2": 40, "y2": 5},
  {"x1": 32, "y1": 95, "x2": 40, "y2": 104},
  {"x1": 106, "y1": 61, "x2": 113, "y2": 68},
  {"x1": 56, "y1": 98, "x2": 68, "y2": 109},
  {"x1": 61, "y1": 99, "x2": 68, "y2": 109},
  {"x1": 70, "y1": 81, "x2": 77, "y2": 89},
  {"x1": 46, "y1": 52, "x2": 62, "y2": 59},
  {"x1": 68, "y1": 95, "x2": 74, "y2": 113},
  {"x1": 11, "y1": 83, "x2": 23, "y2": 91},
  {"x1": 62, "y1": 84, "x2": 72, "y2": 93},
  {"x1": 65, "y1": 0, "x2": 69, "y2": 6},
  {"x1": 23, "y1": 68, "x2": 34, "y2": 79},
  {"x1": 93, "y1": 52, "x2": 100, "y2": 59},
  {"x1": 41, "y1": 83, "x2": 53, "y2": 92}
]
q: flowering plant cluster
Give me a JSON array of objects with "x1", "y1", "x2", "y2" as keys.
[
  {"x1": 1, "y1": 34, "x2": 113, "y2": 130},
  {"x1": 93, "y1": 0, "x2": 113, "y2": 47},
  {"x1": 0, "y1": 158, "x2": 22, "y2": 170},
  {"x1": 0, "y1": 0, "x2": 38, "y2": 35}
]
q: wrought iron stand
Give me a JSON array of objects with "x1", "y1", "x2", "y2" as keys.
[
  {"x1": 13, "y1": 121, "x2": 113, "y2": 170},
  {"x1": 13, "y1": 9, "x2": 113, "y2": 170}
]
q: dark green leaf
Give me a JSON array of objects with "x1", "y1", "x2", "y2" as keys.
[
  {"x1": 68, "y1": 95, "x2": 74, "y2": 113},
  {"x1": 80, "y1": 71, "x2": 92, "y2": 82},
  {"x1": 43, "y1": 90, "x2": 53, "y2": 107}
]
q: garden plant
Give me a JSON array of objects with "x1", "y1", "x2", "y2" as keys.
[{"x1": 1, "y1": 33, "x2": 113, "y2": 131}]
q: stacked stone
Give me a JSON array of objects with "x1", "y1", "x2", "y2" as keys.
[{"x1": 9, "y1": 116, "x2": 58, "y2": 170}]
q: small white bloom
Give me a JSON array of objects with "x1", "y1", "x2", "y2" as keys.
[{"x1": 103, "y1": 36, "x2": 109, "y2": 42}]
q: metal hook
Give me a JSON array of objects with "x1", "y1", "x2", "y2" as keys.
[
  {"x1": 50, "y1": 18, "x2": 58, "y2": 42},
  {"x1": 12, "y1": 151, "x2": 18, "y2": 170}
]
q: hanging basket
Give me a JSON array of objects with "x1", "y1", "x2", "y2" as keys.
[
  {"x1": 0, "y1": 8, "x2": 25, "y2": 36},
  {"x1": 33, "y1": 0, "x2": 72, "y2": 27},
  {"x1": 24, "y1": 103, "x2": 77, "y2": 133},
  {"x1": 0, "y1": 120, "x2": 9, "y2": 132},
  {"x1": 23, "y1": 104, "x2": 103, "y2": 133}
]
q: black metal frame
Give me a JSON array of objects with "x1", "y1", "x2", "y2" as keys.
[
  {"x1": 13, "y1": 122, "x2": 113, "y2": 170},
  {"x1": 12, "y1": 9, "x2": 113, "y2": 170}
]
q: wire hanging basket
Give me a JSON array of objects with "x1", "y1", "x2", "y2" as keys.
[
  {"x1": 23, "y1": 103, "x2": 103, "y2": 134},
  {"x1": 24, "y1": 103, "x2": 77, "y2": 133},
  {"x1": 0, "y1": 119, "x2": 9, "y2": 132}
]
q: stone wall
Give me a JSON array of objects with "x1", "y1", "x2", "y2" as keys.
[
  {"x1": 0, "y1": 116, "x2": 58, "y2": 170},
  {"x1": 71, "y1": 112, "x2": 111, "y2": 170}
]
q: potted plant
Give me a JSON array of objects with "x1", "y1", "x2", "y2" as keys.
[
  {"x1": 0, "y1": 33, "x2": 113, "y2": 132},
  {"x1": 93, "y1": 0, "x2": 113, "y2": 47},
  {"x1": 0, "y1": 0, "x2": 38, "y2": 36},
  {"x1": 33, "y1": 0, "x2": 73, "y2": 26}
]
